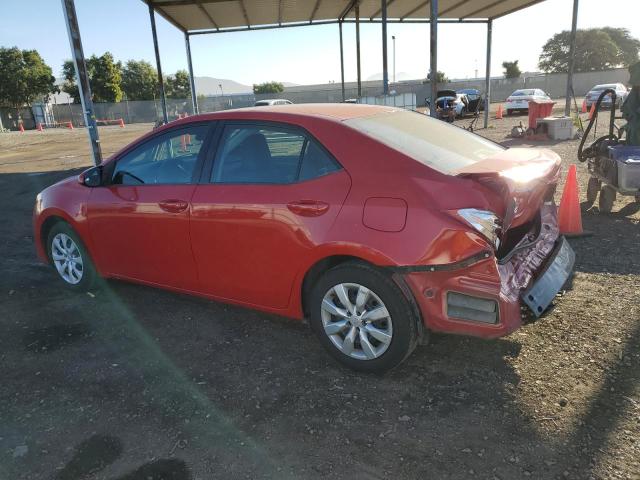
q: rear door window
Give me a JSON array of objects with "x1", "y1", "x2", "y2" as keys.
[{"x1": 211, "y1": 124, "x2": 340, "y2": 184}]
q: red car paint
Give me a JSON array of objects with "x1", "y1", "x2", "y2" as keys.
[{"x1": 34, "y1": 104, "x2": 562, "y2": 338}]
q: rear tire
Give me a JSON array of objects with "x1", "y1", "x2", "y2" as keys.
[
  {"x1": 586, "y1": 177, "x2": 601, "y2": 205},
  {"x1": 598, "y1": 185, "x2": 616, "y2": 213},
  {"x1": 309, "y1": 262, "x2": 419, "y2": 373},
  {"x1": 47, "y1": 222, "x2": 97, "y2": 291},
  {"x1": 506, "y1": 109, "x2": 513, "y2": 116}
]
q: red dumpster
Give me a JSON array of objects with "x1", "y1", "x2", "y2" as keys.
[{"x1": 528, "y1": 99, "x2": 555, "y2": 130}]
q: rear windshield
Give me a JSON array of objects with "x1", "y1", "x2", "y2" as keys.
[
  {"x1": 512, "y1": 89, "x2": 535, "y2": 96},
  {"x1": 344, "y1": 110, "x2": 504, "y2": 174}
]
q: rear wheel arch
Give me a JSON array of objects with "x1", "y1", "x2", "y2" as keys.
[{"x1": 300, "y1": 255, "x2": 425, "y2": 343}]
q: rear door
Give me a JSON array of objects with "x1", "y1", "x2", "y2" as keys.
[
  {"x1": 190, "y1": 122, "x2": 351, "y2": 309},
  {"x1": 88, "y1": 123, "x2": 213, "y2": 290}
]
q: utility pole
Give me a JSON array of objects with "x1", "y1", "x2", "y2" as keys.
[
  {"x1": 565, "y1": 0, "x2": 579, "y2": 116},
  {"x1": 61, "y1": 0, "x2": 102, "y2": 165},
  {"x1": 392, "y1": 35, "x2": 396, "y2": 84}
]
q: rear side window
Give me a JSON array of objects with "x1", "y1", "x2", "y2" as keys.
[{"x1": 211, "y1": 125, "x2": 340, "y2": 184}]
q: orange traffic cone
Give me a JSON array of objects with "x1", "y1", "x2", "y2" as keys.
[
  {"x1": 180, "y1": 134, "x2": 187, "y2": 152},
  {"x1": 67, "y1": 121, "x2": 74, "y2": 130},
  {"x1": 581, "y1": 99, "x2": 587, "y2": 113},
  {"x1": 37, "y1": 122, "x2": 43, "y2": 131},
  {"x1": 496, "y1": 104, "x2": 503, "y2": 119},
  {"x1": 588, "y1": 102, "x2": 596, "y2": 120},
  {"x1": 119, "y1": 118, "x2": 125, "y2": 128},
  {"x1": 19, "y1": 123, "x2": 25, "y2": 133},
  {"x1": 558, "y1": 164, "x2": 587, "y2": 237}
]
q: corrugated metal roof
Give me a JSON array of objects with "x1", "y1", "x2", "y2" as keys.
[{"x1": 146, "y1": 0, "x2": 546, "y2": 32}]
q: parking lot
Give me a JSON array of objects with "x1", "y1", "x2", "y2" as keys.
[{"x1": 1, "y1": 111, "x2": 638, "y2": 479}]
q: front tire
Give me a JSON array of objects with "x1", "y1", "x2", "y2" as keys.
[
  {"x1": 309, "y1": 262, "x2": 419, "y2": 372},
  {"x1": 47, "y1": 222, "x2": 97, "y2": 290}
]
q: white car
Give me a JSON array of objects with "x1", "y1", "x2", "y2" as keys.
[
  {"x1": 505, "y1": 89, "x2": 551, "y2": 115},
  {"x1": 585, "y1": 83, "x2": 628, "y2": 109},
  {"x1": 254, "y1": 99, "x2": 293, "y2": 106}
]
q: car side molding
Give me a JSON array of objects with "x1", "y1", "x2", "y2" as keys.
[{"x1": 386, "y1": 250, "x2": 492, "y2": 274}]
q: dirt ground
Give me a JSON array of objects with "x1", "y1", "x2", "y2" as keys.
[{"x1": 0, "y1": 109, "x2": 638, "y2": 480}]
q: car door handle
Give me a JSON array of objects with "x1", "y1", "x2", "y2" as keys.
[
  {"x1": 158, "y1": 199, "x2": 189, "y2": 213},
  {"x1": 287, "y1": 200, "x2": 330, "y2": 217}
]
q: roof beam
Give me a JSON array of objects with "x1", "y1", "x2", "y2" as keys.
[
  {"x1": 400, "y1": 0, "x2": 429, "y2": 21},
  {"x1": 440, "y1": 0, "x2": 472, "y2": 16},
  {"x1": 195, "y1": 0, "x2": 219, "y2": 30},
  {"x1": 238, "y1": 0, "x2": 250, "y2": 27},
  {"x1": 369, "y1": 0, "x2": 397, "y2": 20},
  {"x1": 339, "y1": 0, "x2": 358, "y2": 21},
  {"x1": 490, "y1": 0, "x2": 546, "y2": 19},
  {"x1": 310, "y1": 0, "x2": 322, "y2": 22},
  {"x1": 463, "y1": 0, "x2": 508, "y2": 19}
]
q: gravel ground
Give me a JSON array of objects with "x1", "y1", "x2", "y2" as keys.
[{"x1": 0, "y1": 111, "x2": 638, "y2": 480}]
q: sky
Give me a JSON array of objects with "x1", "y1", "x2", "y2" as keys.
[{"x1": 1, "y1": 0, "x2": 639, "y2": 87}]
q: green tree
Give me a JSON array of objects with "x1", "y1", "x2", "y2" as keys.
[
  {"x1": 253, "y1": 81, "x2": 284, "y2": 94},
  {"x1": 502, "y1": 60, "x2": 521, "y2": 79},
  {"x1": 539, "y1": 28, "x2": 639, "y2": 73},
  {"x1": 425, "y1": 70, "x2": 449, "y2": 84},
  {"x1": 602, "y1": 27, "x2": 640, "y2": 67},
  {"x1": 62, "y1": 52, "x2": 123, "y2": 103},
  {"x1": 0, "y1": 47, "x2": 56, "y2": 107},
  {"x1": 166, "y1": 70, "x2": 191, "y2": 99},
  {"x1": 122, "y1": 60, "x2": 158, "y2": 100}
]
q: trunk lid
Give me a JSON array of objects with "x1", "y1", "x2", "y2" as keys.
[{"x1": 453, "y1": 147, "x2": 560, "y2": 231}]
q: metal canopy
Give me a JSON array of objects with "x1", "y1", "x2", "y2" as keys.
[{"x1": 147, "y1": 0, "x2": 546, "y2": 32}]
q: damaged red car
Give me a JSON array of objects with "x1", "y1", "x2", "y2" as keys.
[{"x1": 33, "y1": 105, "x2": 574, "y2": 372}]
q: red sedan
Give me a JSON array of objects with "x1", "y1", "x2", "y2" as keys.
[{"x1": 33, "y1": 104, "x2": 574, "y2": 371}]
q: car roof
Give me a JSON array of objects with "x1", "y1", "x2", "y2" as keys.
[
  {"x1": 170, "y1": 103, "x2": 399, "y2": 123},
  {"x1": 592, "y1": 84, "x2": 619, "y2": 89}
]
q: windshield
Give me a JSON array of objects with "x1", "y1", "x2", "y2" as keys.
[
  {"x1": 344, "y1": 110, "x2": 504, "y2": 174},
  {"x1": 511, "y1": 89, "x2": 535, "y2": 96}
]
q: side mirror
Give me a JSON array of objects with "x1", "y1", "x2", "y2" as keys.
[{"x1": 78, "y1": 166, "x2": 102, "y2": 187}]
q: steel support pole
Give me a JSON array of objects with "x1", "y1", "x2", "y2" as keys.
[
  {"x1": 483, "y1": 19, "x2": 492, "y2": 128},
  {"x1": 61, "y1": 0, "x2": 102, "y2": 165},
  {"x1": 381, "y1": 0, "x2": 389, "y2": 95},
  {"x1": 429, "y1": 0, "x2": 438, "y2": 117},
  {"x1": 356, "y1": 2, "x2": 362, "y2": 97},
  {"x1": 565, "y1": 0, "x2": 579, "y2": 116},
  {"x1": 149, "y1": 4, "x2": 168, "y2": 124},
  {"x1": 185, "y1": 33, "x2": 199, "y2": 114},
  {"x1": 339, "y1": 21, "x2": 346, "y2": 102}
]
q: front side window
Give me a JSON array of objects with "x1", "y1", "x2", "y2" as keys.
[
  {"x1": 212, "y1": 125, "x2": 340, "y2": 184},
  {"x1": 112, "y1": 125, "x2": 209, "y2": 185}
]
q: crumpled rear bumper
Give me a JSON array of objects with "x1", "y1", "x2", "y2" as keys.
[{"x1": 402, "y1": 203, "x2": 571, "y2": 338}]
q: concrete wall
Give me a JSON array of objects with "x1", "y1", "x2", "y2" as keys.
[
  {"x1": 270, "y1": 68, "x2": 631, "y2": 106},
  {"x1": 7, "y1": 68, "x2": 627, "y2": 130}
]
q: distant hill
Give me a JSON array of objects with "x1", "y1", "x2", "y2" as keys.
[
  {"x1": 195, "y1": 77, "x2": 299, "y2": 95},
  {"x1": 195, "y1": 77, "x2": 252, "y2": 95}
]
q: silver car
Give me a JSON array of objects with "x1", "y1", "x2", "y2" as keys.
[{"x1": 585, "y1": 83, "x2": 628, "y2": 109}]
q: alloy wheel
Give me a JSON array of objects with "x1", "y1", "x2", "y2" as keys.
[
  {"x1": 51, "y1": 233, "x2": 84, "y2": 285},
  {"x1": 320, "y1": 283, "x2": 393, "y2": 361}
]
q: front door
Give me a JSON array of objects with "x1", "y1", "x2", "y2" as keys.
[
  {"x1": 190, "y1": 122, "x2": 351, "y2": 309},
  {"x1": 88, "y1": 124, "x2": 212, "y2": 291}
]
